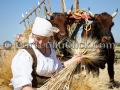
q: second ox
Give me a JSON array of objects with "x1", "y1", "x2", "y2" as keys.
[{"x1": 81, "y1": 8, "x2": 118, "y2": 84}]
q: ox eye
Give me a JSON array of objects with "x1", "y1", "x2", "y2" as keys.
[
  {"x1": 65, "y1": 21, "x2": 68, "y2": 25},
  {"x1": 95, "y1": 19, "x2": 98, "y2": 21},
  {"x1": 97, "y1": 22, "x2": 101, "y2": 27},
  {"x1": 97, "y1": 23, "x2": 100, "y2": 26}
]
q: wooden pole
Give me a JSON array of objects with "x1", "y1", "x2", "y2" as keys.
[
  {"x1": 42, "y1": 1, "x2": 48, "y2": 19},
  {"x1": 76, "y1": 0, "x2": 79, "y2": 10},
  {"x1": 20, "y1": 0, "x2": 45, "y2": 24},
  {"x1": 26, "y1": 12, "x2": 30, "y2": 27},
  {"x1": 46, "y1": 0, "x2": 52, "y2": 13},
  {"x1": 34, "y1": 7, "x2": 37, "y2": 17},
  {"x1": 74, "y1": 0, "x2": 76, "y2": 12},
  {"x1": 38, "y1": 1, "x2": 42, "y2": 18},
  {"x1": 22, "y1": 13, "x2": 27, "y2": 29},
  {"x1": 29, "y1": 8, "x2": 34, "y2": 24},
  {"x1": 60, "y1": 0, "x2": 64, "y2": 13}
]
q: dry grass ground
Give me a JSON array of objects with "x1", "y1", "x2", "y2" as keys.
[
  {"x1": 0, "y1": 47, "x2": 120, "y2": 90},
  {"x1": 115, "y1": 47, "x2": 120, "y2": 51},
  {"x1": 99, "y1": 62, "x2": 120, "y2": 90},
  {"x1": 0, "y1": 45, "x2": 120, "y2": 90},
  {"x1": 69, "y1": 62, "x2": 120, "y2": 90}
]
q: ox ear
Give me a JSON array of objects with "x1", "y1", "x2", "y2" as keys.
[
  {"x1": 88, "y1": 7, "x2": 95, "y2": 18},
  {"x1": 111, "y1": 9, "x2": 118, "y2": 19}
]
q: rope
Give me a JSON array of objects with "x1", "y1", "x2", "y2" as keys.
[
  {"x1": 72, "y1": 9, "x2": 86, "y2": 19},
  {"x1": 67, "y1": 23, "x2": 77, "y2": 37},
  {"x1": 52, "y1": 36, "x2": 68, "y2": 57},
  {"x1": 72, "y1": 9, "x2": 91, "y2": 33},
  {"x1": 67, "y1": 25, "x2": 71, "y2": 36},
  {"x1": 72, "y1": 9, "x2": 92, "y2": 40},
  {"x1": 52, "y1": 38, "x2": 61, "y2": 54}
]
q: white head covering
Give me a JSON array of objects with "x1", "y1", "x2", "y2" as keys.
[{"x1": 28, "y1": 17, "x2": 59, "y2": 43}]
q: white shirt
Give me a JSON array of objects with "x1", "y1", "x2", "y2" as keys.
[{"x1": 10, "y1": 43, "x2": 62, "y2": 90}]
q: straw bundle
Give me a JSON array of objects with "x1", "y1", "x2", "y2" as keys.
[
  {"x1": 70, "y1": 73, "x2": 107, "y2": 90},
  {"x1": 39, "y1": 61, "x2": 77, "y2": 90},
  {"x1": 70, "y1": 38, "x2": 104, "y2": 65},
  {"x1": 23, "y1": 25, "x2": 33, "y2": 43},
  {"x1": 0, "y1": 25, "x2": 32, "y2": 90},
  {"x1": 0, "y1": 50, "x2": 17, "y2": 90},
  {"x1": 38, "y1": 38, "x2": 104, "y2": 90}
]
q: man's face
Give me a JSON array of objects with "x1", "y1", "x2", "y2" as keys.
[{"x1": 32, "y1": 34, "x2": 50, "y2": 48}]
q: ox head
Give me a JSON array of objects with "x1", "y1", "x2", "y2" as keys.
[
  {"x1": 46, "y1": 11, "x2": 75, "y2": 58},
  {"x1": 82, "y1": 8, "x2": 118, "y2": 43},
  {"x1": 46, "y1": 11, "x2": 72, "y2": 42}
]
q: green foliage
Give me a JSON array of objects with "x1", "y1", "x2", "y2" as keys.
[
  {"x1": 116, "y1": 55, "x2": 120, "y2": 59},
  {"x1": 115, "y1": 50, "x2": 120, "y2": 53},
  {"x1": 116, "y1": 43, "x2": 120, "y2": 47}
]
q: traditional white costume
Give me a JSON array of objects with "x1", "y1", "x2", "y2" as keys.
[{"x1": 10, "y1": 17, "x2": 62, "y2": 90}]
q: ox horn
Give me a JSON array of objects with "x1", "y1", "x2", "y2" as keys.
[
  {"x1": 63, "y1": 0, "x2": 67, "y2": 12},
  {"x1": 71, "y1": 5, "x2": 73, "y2": 11},
  {"x1": 88, "y1": 7, "x2": 95, "y2": 18},
  {"x1": 111, "y1": 9, "x2": 118, "y2": 18},
  {"x1": 66, "y1": 10, "x2": 71, "y2": 15},
  {"x1": 47, "y1": 12, "x2": 52, "y2": 16}
]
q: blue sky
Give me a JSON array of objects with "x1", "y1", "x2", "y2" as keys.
[{"x1": 0, "y1": 0, "x2": 120, "y2": 45}]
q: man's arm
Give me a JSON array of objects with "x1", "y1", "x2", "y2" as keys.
[{"x1": 22, "y1": 85, "x2": 34, "y2": 90}]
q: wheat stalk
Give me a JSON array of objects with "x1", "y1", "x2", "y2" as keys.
[
  {"x1": 70, "y1": 73, "x2": 107, "y2": 90},
  {"x1": 38, "y1": 38, "x2": 104, "y2": 90},
  {"x1": 0, "y1": 25, "x2": 32, "y2": 90}
]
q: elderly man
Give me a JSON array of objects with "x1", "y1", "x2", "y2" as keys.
[{"x1": 10, "y1": 17, "x2": 83, "y2": 90}]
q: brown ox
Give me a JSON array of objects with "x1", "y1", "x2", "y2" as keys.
[
  {"x1": 48, "y1": 13, "x2": 70, "y2": 42},
  {"x1": 81, "y1": 8, "x2": 118, "y2": 84},
  {"x1": 46, "y1": 12, "x2": 75, "y2": 57}
]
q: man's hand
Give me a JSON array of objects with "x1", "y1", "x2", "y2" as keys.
[
  {"x1": 63, "y1": 55, "x2": 83, "y2": 67},
  {"x1": 71, "y1": 55, "x2": 83, "y2": 64}
]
